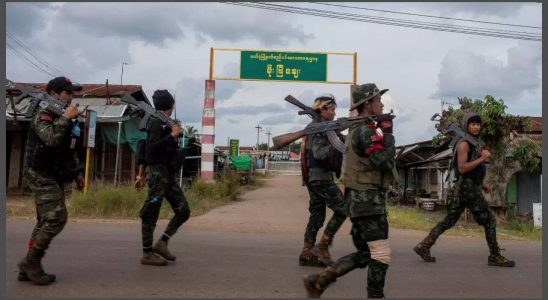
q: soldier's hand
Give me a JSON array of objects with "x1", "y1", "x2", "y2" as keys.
[
  {"x1": 135, "y1": 176, "x2": 144, "y2": 191},
  {"x1": 171, "y1": 125, "x2": 183, "y2": 138},
  {"x1": 75, "y1": 175, "x2": 84, "y2": 190},
  {"x1": 480, "y1": 149, "x2": 491, "y2": 161},
  {"x1": 378, "y1": 119, "x2": 393, "y2": 135},
  {"x1": 63, "y1": 105, "x2": 81, "y2": 120}
]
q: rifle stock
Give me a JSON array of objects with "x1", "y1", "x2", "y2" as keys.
[{"x1": 272, "y1": 129, "x2": 306, "y2": 150}]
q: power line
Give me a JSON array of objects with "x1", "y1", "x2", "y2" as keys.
[
  {"x1": 7, "y1": 32, "x2": 65, "y2": 76},
  {"x1": 226, "y1": 3, "x2": 541, "y2": 41},
  {"x1": 254, "y1": 2, "x2": 541, "y2": 39},
  {"x1": 7, "y1": 42, "x2": 57, "y2": 77},
  {"x1": 284, "y1": 2, "x2": 540, "y2": 38},
  {"x1": 311, "y1": 2, "x2": 541, "y2": 29}
]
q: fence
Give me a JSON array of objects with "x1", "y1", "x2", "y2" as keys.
[{"x1": 265, "y1": 160, "x2": 301, "y2": 176}]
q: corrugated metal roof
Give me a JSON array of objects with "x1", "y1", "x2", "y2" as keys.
[
  {"x1": 6, "y1": 81, "x2": 150, "y2": 104},
  {"x1": 6, "y1": 96, "x2": 129, "y2": 123}
]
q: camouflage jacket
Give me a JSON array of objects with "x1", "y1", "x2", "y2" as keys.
[{"x1": 25, "y1": 108, "x2": 81, "y2": 181}]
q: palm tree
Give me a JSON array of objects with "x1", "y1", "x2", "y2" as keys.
[{"x1": 184, "y1": 125, "x2": 198, "y2": 138}]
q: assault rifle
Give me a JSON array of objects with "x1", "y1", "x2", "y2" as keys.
[
  {"x1": 443, "y1": 123, "x2": 482, "y2": 154},
  {"x1": 272, "y1": 95, "x2": 395, "y2": 153},
  {"x1": 120, "y1": 93, "x2": 180, "y2": 131},
  {"x1": 6, "y1": 78, "x2": 84, "y2": 118},
  {"x1": 121, "y1": 93, "x2": 186, "y2": 169}
]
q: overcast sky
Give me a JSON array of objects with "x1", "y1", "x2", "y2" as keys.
[{"x1": 6, "y1": 2, "x2": 542, "y2": 147}]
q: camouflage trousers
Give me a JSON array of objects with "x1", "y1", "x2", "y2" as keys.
[
  {"x1": 25, "y1": 168, "x2": 68, "y2": 251},
  {"x1": 303, "y1": 180, "x2": 347, "y2": 245},
  {"x1": 140, "y1": 164, "x2": 191, "y2": 251},
  {"x1": 424, "y1": 178, "x2": 499, "y2": 252},
  {"x1": 318, "y1": 214, "x2": 390, "y2": 295}
]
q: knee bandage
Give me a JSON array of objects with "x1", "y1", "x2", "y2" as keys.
[{"x1": 368, "y1": 239, "x2": 391, "y2": 265}]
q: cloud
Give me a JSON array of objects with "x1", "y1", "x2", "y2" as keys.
[
  {"x1": 427, "y1": 3, "x2": 530, "y2": 18},
  {"x1": 6, "y1": 3, "x2": 53, "y2": 38},
  {"x1": 217, "y1": 103, "x2": 286, "y2": 117},
  {"x1": 183, "y1": 3, "x2": 315, "y2": 46},
  {"x1": 174, "y1": 77, "x2": 205, "y2": 123},
  {"x1": 260, "y1": 113, "x2": 297, "y2": 125},
  {"x1": 59, "y1": 3, "x2": 185, "y2": 44},
  {"x1": 432, "y1": 42, "x2": 541, "y2": 103},
  {"x1": 17, "y1": 3, "x2": 313, "y2": 47}
]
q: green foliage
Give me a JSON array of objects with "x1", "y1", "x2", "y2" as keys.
[
  {"x1": 69, "y1": 182, "x2": 151, "y2": 218},
  {"x1": 511, "y1": 139, "x2": 541, "y2": 172},
  {"x1": 289, "y1": 142, "x2": 301, "y2": 154},
  {"x1": 431, "y1": 133, "x2": 446, "y2": 146}
]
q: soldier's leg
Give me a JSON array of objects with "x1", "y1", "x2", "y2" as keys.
[
  {"x1": 301, "y1": 181, "x2": 327, "y2": 267},
  {"x1": 358, "y1": 214, "x2": 390, "y2": 298},
  {"x1": 414, "y1": 196, "x2": 466, "y2": 262},
  {"x1": 154, "y1": 183, "x2": 191, "y2": 261},
  {"x1": 467, "y1": 184, "x2": 515, "y2": 267},
  {"x1": 314, "y1": 181, "x2": 347, "y2": 266},
  {"x1": 18, "y1": 170, "x2": 66, "y2": 284},
  {"x1": 140, "y1": 167, "x2": 168, "y2": 266},
  {"x1": 303, "y1": 217, "x2": 371, "y2": 298}
]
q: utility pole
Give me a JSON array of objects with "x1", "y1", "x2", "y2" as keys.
[
  {"x1": 255, "y1": 124, "x2": 262, "y2": 151},
  {"x1": 120, "y1": 62, "x2": 128, "y2": 85},
  {"x1": 265, "y1": 129, "x2": 272, "y2": 151}
]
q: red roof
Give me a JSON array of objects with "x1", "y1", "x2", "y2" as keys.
[{"x1": 529, "y1": 117, "x2": 542, "y2": 133}]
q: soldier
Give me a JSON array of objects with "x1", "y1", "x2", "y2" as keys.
[
  {"x1": 299, "y1": 93, "x2": 347, "y2": 267},
  {"x1": 413, "y1": 112, "x2": 515, "y2": 267},
  {"x1": 139, "y1": 89, "x2": 191, "y2": 266},
  {"x1": 303, "y1": 83, "x2": 397, "y2": 298},
  {"x1": 18, "y1": 76, "x2": 83, "y2": 285}
]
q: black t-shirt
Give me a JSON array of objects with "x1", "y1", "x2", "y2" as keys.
[{"x1": 144, "y1": 118, "x2": 178, "y2": 172}]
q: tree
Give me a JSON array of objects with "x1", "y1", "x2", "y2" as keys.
[
  {"x1": 184, "y1": 125, "x2": 198, "y2": 138},
  {"x1": 289, "y1": 141, "x2": 301, "y2": 154},
  {"x1": 257, "y1": 142, "x2": 269, "y2": 151},
  {"x1": 433, "y1": 95, "x2": 541, "y2": 212}
]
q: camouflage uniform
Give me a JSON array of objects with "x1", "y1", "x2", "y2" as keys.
[
  {"x1": 414, "y1": 112, "x2": 515, "y2": 267},
  {"x1": 303, "y1": 83, "x2": 397, "y2": 299},
  {"x1": 19, "y1": 107, "x2": 81, "y2": 284},
  {"x1": 140, "y1": 116, "x2": 190, "y2": 265},
  {"x1": 301, "y1": 123, "x2": 347, "y2": 266}
]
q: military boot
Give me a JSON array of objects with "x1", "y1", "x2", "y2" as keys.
[
  {"x1": 17, "y1": 248, "x2": 55, "y2": 285},
  {"x1": 153, "y1": 240, "x2": 176, "y2": 261},
  {"x1": 413, "y1": 233, "x2": 437, "y2": 262},
  {"x1": 303, "y1": 268, "x2": 337, "y2": 298},
  {"x1": 299, "y1": 241, "x2": 326, "y2": 267},
  {"x1": 18, "y1": 271, "x2": 56, "y2": 283},
  {"x1": 488, "y1": 246, "x2": 515, "y2": 267},
  {"x1": 312, "y1": 234, "x2": 334, "y2": 266},
  {"x1": 367, "y1": 291, "x2": 385, "y2": 298},
  {"x1": 141, "y1": 251, "x2": 168, "y2": 266}
]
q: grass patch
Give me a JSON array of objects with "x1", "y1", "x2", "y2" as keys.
[
  {"x1": 387, "y1": 204, "x2": 542, "y2": 241},
  {"x1": 7, "y1": 170, "x2": 266, "y2": 220}
]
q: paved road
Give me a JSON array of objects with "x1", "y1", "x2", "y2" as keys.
[{"x1": 6, "y1": 176, "x2": 542, "y2": 298}]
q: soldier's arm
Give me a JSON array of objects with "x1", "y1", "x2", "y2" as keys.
[
  {"x1": 32, "y1": 109, "x2": 71, "y2": 147},
  {"x1": 146, "y1": 119, "x2": 176, "y2": 153},
  {"x1": 311, "y1": 133, "x2": 335, "y2": 160},
  {"x1": 353, "y1": 126, "x2": 396, "y2": 172}
]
